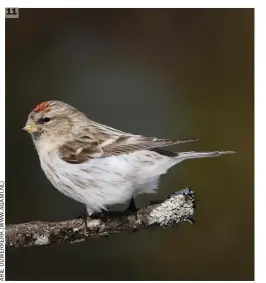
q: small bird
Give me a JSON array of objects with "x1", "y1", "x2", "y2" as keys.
[{"x1": 23, "y1": 100, "x2": 234, "y2": 216}]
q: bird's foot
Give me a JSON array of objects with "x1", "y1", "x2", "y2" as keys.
[
  {"x1": 126, "y1": 197, "x2": 138, "y2": 220},
  {"x1": 77, "y1": 207, "x2": 89, "y2": 234},
  {"x1": 90, "y1": 198, "x2": 138, "y2": 220}
]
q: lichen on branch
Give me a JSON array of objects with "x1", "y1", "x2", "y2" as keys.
[{"x1": 6, "y1": 187, "x2": 195, "y2": 248}]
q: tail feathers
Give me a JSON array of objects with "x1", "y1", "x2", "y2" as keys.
[{"x1": 176, "y1": 151, "x2": 235, "y2": 160}]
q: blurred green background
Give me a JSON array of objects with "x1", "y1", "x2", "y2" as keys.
[{"x1": 6, "y1": 8, "x2": 253, "y2": 280}]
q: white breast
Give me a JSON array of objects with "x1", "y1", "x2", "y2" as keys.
[{"x1": 38, "y1": 148, "x2": 177, "y2": 214}]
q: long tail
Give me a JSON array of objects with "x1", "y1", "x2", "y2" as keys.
[{"x1": 176, "y1": 151, "x2": 235, "y2": 160}]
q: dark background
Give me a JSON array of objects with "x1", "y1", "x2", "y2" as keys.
[{"x1": 6, "y1": 8, "x2": 253, "y2": 280}]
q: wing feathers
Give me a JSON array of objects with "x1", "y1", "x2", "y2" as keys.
[
  {"x1": 58, "y1": 133, "x2": 198, "y2": 164},
  {"x1": 57, "y1": 121, "x2": 198, "y2": 163},
  {"x1": 99, "y1": 136, "x2": 198, "y2": 157}
]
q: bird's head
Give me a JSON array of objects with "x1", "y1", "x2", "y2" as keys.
[{"x1": 23, "y1": 100, "x2": 88, "y2": 151}]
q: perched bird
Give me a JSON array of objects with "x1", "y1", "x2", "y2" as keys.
[{"x1": 23, "y1": 100, "x2": 234, "y2": 215}]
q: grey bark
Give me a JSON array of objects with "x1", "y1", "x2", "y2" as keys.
[{"x1": 6, "y1": 187, "x2": 195, "y2": 248}]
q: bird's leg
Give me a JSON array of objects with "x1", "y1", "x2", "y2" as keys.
[
  {"x1": 127, "y1": 197, "x2": 137, "y2": 213},
  {"x1": 86, "y1": 198, "x2": 138, "y2": 222},
  {"x1": 126, "y1": 197, "x2": 138, "y2": 220},
  {"x1": 90, "y1": 198, "x2": 138, "y2": 220},
  {"x1": 77, "y1": 206, "x2": 89, "y2": 233}
]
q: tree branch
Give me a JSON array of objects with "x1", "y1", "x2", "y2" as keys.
[{"x1": 6, "y1": 187, "x2": 195, "y2": 248}]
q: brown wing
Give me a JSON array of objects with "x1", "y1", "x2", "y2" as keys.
[
  {"x1": 58, "y1": 140, "x2": 100, "y2": 164},
  {"x1": 58, "y1": 134, "x2": 198, "y2": 164}
]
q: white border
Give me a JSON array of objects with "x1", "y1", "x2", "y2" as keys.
[
  {"x1": 2, "y1": 2, "x2": 260, "y2": 283},
  {"x1": 255, "y1": 6, "x2": 265, "y2": 283},
  {"x1": 0, "y1": 0, "x2": 258, "y2": 8}
]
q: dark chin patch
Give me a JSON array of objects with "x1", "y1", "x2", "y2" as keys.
[{"x1": 32, "y1": 131, "x2": 42, "y2": 140}]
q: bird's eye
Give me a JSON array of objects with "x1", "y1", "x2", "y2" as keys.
[
  {"x1": 38, "y1": 117, "x2": 51, "y2": 124},
  {"x1": 43, "y1": 117, "x2": 50, "y2": 123}
]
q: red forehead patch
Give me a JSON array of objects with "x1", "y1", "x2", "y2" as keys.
[{"x1": 34, "y1": 102, "x2": 50, "y2": 113}]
